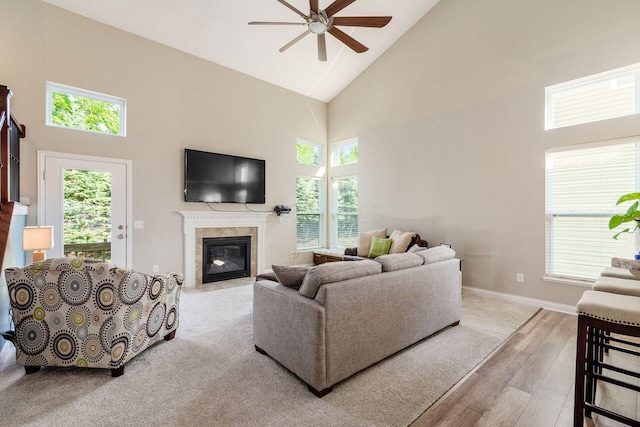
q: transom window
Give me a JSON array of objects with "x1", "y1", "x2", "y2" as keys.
[
  {"x1": 333, "y1": 138, "x2": 358, "y2": 166},
  {"x1": 46, "y1": 82, "x2": 126, "y2": 136},
  {"x1": 545, "y1": 63, "x2": 640, "y2": 130},
  {"x1": 545, "y1": 139, "x2": 639, "y2": 283}
]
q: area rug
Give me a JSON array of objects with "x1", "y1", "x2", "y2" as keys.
[{"x1": 0, "y1": 285, "x2": 539, "y2": 427}]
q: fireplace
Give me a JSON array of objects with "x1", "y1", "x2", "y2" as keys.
[{"x1": 202, "y1": 236, "x2": 251, "y2": 283}]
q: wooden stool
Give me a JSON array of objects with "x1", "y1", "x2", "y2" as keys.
[{"x1": 575, "y1": 290, "x2": 640, "y2": 426}]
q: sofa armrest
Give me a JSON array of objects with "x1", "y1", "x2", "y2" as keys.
[{"x1": 253, "y1": 280, "x2": 328, "y2": 391}]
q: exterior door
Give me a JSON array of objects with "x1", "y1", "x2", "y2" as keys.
[{"x1": 38, "y1": 151, "x2": 131, "y2": 267}]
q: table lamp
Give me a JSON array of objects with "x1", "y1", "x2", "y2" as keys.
[{"x1": 23, "y1": 226, "x2": 54, "y2": 262}]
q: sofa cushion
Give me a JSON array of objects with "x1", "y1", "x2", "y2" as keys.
[
  {"x1": 417, "y1": 246, "x2": 456, "y2": 264},
  {"x1": 374, "y1": 253, "x2": 424, "y2": 272},
  {"x1": 368, "y1": 236, "x2": 392, "y2": 258},
  {"x1": 407, "y1": 244, "x2": 427, "y2": 253},
  {"x1": 389, "y1": 229, "x2": 415, "y2": 254},
  {"x1": 357, "y1": 228, "x2": 387, "y2": 257},
  {"x1": 271, "y1": 265, "x2": 311, "y2": 289},
  {"x1": 299, "y1": 260, "x2": 382, "y2": 298}
]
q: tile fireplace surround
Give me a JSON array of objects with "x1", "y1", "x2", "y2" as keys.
[{"x1": 178, "y1": 211, "x2": 271, "y2": 287}]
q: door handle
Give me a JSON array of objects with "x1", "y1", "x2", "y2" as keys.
[{"x1": 117, "y1": 234, "x2": 125, "y2": 239}]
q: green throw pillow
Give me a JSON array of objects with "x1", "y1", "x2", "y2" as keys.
[{"x1": 368, "y1": 236, "x2": 392, "y2": 258}]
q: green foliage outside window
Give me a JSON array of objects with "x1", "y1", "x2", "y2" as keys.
[
  {"x1": 296, "y1": 141, "x2": 320, "y2": 166},
  {"x1": 63, "y1": 169, "x2": 112, "y2": 244},
  {"x1": 51, "y1": 91, "x2": 121, "y2": 135},
  {"x1": 336, "y1": 141, "x2": 358, "y2": 165}
]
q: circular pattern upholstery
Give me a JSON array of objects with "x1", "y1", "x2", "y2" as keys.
[
  {"x1": 131, "y1": 326, "x2": 147, "y2": 353},
  {"x1": 66, "y1": 306, "x2": 91, "y2": 330},
  {"x1": 11, "y1": 283, "x2": 34, "y2": 311},
  {"x1": 6, "y1": 260, "x2": 182, "y2": 373},
  {"x1": 58, "y1": 271, "x2": 92, "y2": 305},
  {"x1": 110, "y1": 335, "x2": 129, "y2": 366},
  {"x1": 147, "y1": 303, "x2": 166, "y2": 337},
  {"x1": 51, "y1": 331, "x2": 77, "y2": 362},
  {"x1": 17, "y1": 316, "x2": 50, "y2": 355},
  {"x1": 40, "y1": 284, "x2": 63, "y2": 311},
  {"x1": 82, "y1": 334, "x2": 105, "y2": 363},
  {"x1": 124, "y1": 303, "x2": 143, "y2": 330},
  {"x1": 166, "y1": 306, "x2": 178, "y2": 330},
  {"x1": 95, "y1": 282, "x2": 117, "y2": 312},
  {"x1": 149, "y1": 277, "x2": 164, "y2": 300},
  {"x1": 118, "y1": 272, "x2": 147, "y2": 305}
]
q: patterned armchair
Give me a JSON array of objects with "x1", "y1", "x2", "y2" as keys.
[{"x1": 5, "y1": 257, "x2": 182, "y2": 376}]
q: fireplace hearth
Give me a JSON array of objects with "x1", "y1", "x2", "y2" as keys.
[{"x1": 202, "y1": 236, "x2": 251, "y2": 283}]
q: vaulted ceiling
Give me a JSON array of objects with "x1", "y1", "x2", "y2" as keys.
[{"x1": 41, "y1": 0, "x2": 440, "y2": 102}]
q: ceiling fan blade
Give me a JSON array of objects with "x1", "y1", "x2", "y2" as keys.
[
  {"x1": 328, "y1": 27, "x2": 368, "y2": 53},
  {"x1": 324, "y1": 0, "x2": 357, "y2": 18},
  {"x1": 249, "y1": 21, "x2": 307, "y2": 25},
  {"x1": 317, "y1": 33, "x2": 327, "y2": 62},
  {"x1": 332, "y1": 16, "x2": 392, "y2": 28},
  {"x1": 310, "y1": 0, "x2": 319, "y2": 14},
  {"x1": 279, "y1": 30, "x2": 311, "y2": 52},
  {"x1": 277, "y1": 0, "x2": 309, "y2": 19}
]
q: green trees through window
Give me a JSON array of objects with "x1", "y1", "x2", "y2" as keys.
[
  {"x1": 51, "y1": 92, "x2": 121, "y2": 135},
  {"x1": 46, "y1": 82, "x2": 125, "y2": 136}
]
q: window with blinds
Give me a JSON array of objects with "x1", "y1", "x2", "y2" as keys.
[
  {"x1": 296, "y1": 176, "x2": 323, "y2": 250},
  {"x1": 545, "y1": 63, "x2": 640, "y2": 130},
  {"x1": 545, "y1": 140, "x2": 639, "y2": 282},
  {"x1": 333, "y1": 176, "x2": 358, "y2": 248}
]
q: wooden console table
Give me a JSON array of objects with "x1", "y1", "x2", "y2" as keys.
[{"x1": 313, "y1": 249, "x2": 346, "y2": 265}]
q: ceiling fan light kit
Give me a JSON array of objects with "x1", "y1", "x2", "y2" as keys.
[{"x1": 249, "y1": 0, "x2": 392, "y2": 62}]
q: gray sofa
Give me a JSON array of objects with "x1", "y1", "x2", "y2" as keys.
[{"x1": 253, "y1": 247, "x2": 461, "y2": 396}]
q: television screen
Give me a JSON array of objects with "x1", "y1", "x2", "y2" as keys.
[{"x1": 184, "y1": 149, "x2": 266, "y2": 204}]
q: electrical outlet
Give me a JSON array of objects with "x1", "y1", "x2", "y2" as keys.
[
  {"x1": 516, "y1": 273, "x2": 524, "y2": 283},
  {"x1": 152, "y1": 264, "x2": 159, "y2": 273}
]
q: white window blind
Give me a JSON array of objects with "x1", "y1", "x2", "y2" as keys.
[
  {"x1": 296, "y1": 177, "x2": 323, "y2": 250},
  {"x1": 545, "y1": 63, "x2": 640, "y2": 130},
  {"x1": 545, "y1": 140, "x2": 639, "y2": 282}
]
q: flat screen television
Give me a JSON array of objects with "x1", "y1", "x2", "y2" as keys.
[{"x1": 184, "y1": 149, "x2": 266, "y2": 204}]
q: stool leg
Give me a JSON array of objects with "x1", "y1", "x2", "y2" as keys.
[
  {"x1": 574, "y1": 315, "x2": 588, "y2": 426},
  {"x1": 585, "y1": 324, "x2": 596, "y2": 417}
]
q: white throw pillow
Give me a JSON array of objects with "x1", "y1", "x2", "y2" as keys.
[
  {"x1": 357, "y1": 228, "x2": 387, "y2": 257},
  {"x1": 389, "y1": 229, "x2": 415, "y2": 254}
]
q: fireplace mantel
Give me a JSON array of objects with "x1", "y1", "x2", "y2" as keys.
[{"x1": 178, "y1": 210, "x2": 271, "y2": 287}]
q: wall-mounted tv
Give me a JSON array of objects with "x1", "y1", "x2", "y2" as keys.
[{"x1": 184, "y1": 149, "x2": 266, "y2": 204}]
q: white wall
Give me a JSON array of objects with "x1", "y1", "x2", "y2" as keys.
[
  {"x1": 328, "y1": 0, "x2": 640, "y2": 306},
  {"x1": 0, "y1": 0, "x2": 327, "y2": 273}
]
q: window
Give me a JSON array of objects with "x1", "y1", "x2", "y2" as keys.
[
  {"x1": 46, "y1": 82, "x2": 126, "y2": 136},
  {"x1": 297, "y1": 139, "x2": 321, "y2": 166},
  {"x1": 333, "y1": 176, "x2": 358, "y2": 248},
  {"x1": 296, "y1": 139, "x2": 324, "y2": 250},
  {"x1": 333, "y1": 138, "x2": 358, "y2": 166},
  {"x1": 296, "y1": 177, "x2": 323, "y2": 249},
  {"x1": 545, "y1": 63, "x2": 640, "y2": 130},
  {"x1": 545, "y1": 139, "x2": 639, "y2": 282}
]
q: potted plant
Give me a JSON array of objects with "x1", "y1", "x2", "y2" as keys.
[{"x1": 609, "y1": 192, "x2": 640, "y2": 239}]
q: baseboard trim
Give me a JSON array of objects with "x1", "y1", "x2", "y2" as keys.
[{"x1": 462, "y1": 286, "x2": 576, "y2": 315}]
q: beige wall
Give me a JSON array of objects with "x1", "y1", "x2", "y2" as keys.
[
  {"x1": 328, "y1": 0, "x2": 640, "y2": 306},
  {"x1": 1, "y1": 0, "x2": 327, "y2": 273}
]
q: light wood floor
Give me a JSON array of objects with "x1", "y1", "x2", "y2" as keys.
[{"x1": 412, "y1": 309, "x2": 640, "y2": 427}]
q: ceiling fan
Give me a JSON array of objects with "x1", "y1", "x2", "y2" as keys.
[{"x1": 249, "y1": 0, "x2": 392, "y2": 62}]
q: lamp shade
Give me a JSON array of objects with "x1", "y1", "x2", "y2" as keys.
[{"x1": 23, "y1": 226, "x2": 54, "y2": 251}]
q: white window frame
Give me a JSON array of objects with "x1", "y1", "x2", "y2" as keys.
[
  {"x1": 296, "y1": 138, "x2": 322, "y2": 166},
  {"x1": 545, "y1": 63, "x2": 640, "y2": 130},
  {"x1": 332, "y1": 137, "x2": 359, "y2": 166},
  {"x1": 545, "y1": 137, "x2": 640, "y2": 285},
  {"x1": 46, "y1": 81, "x2": 127, "y2": 136}
]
